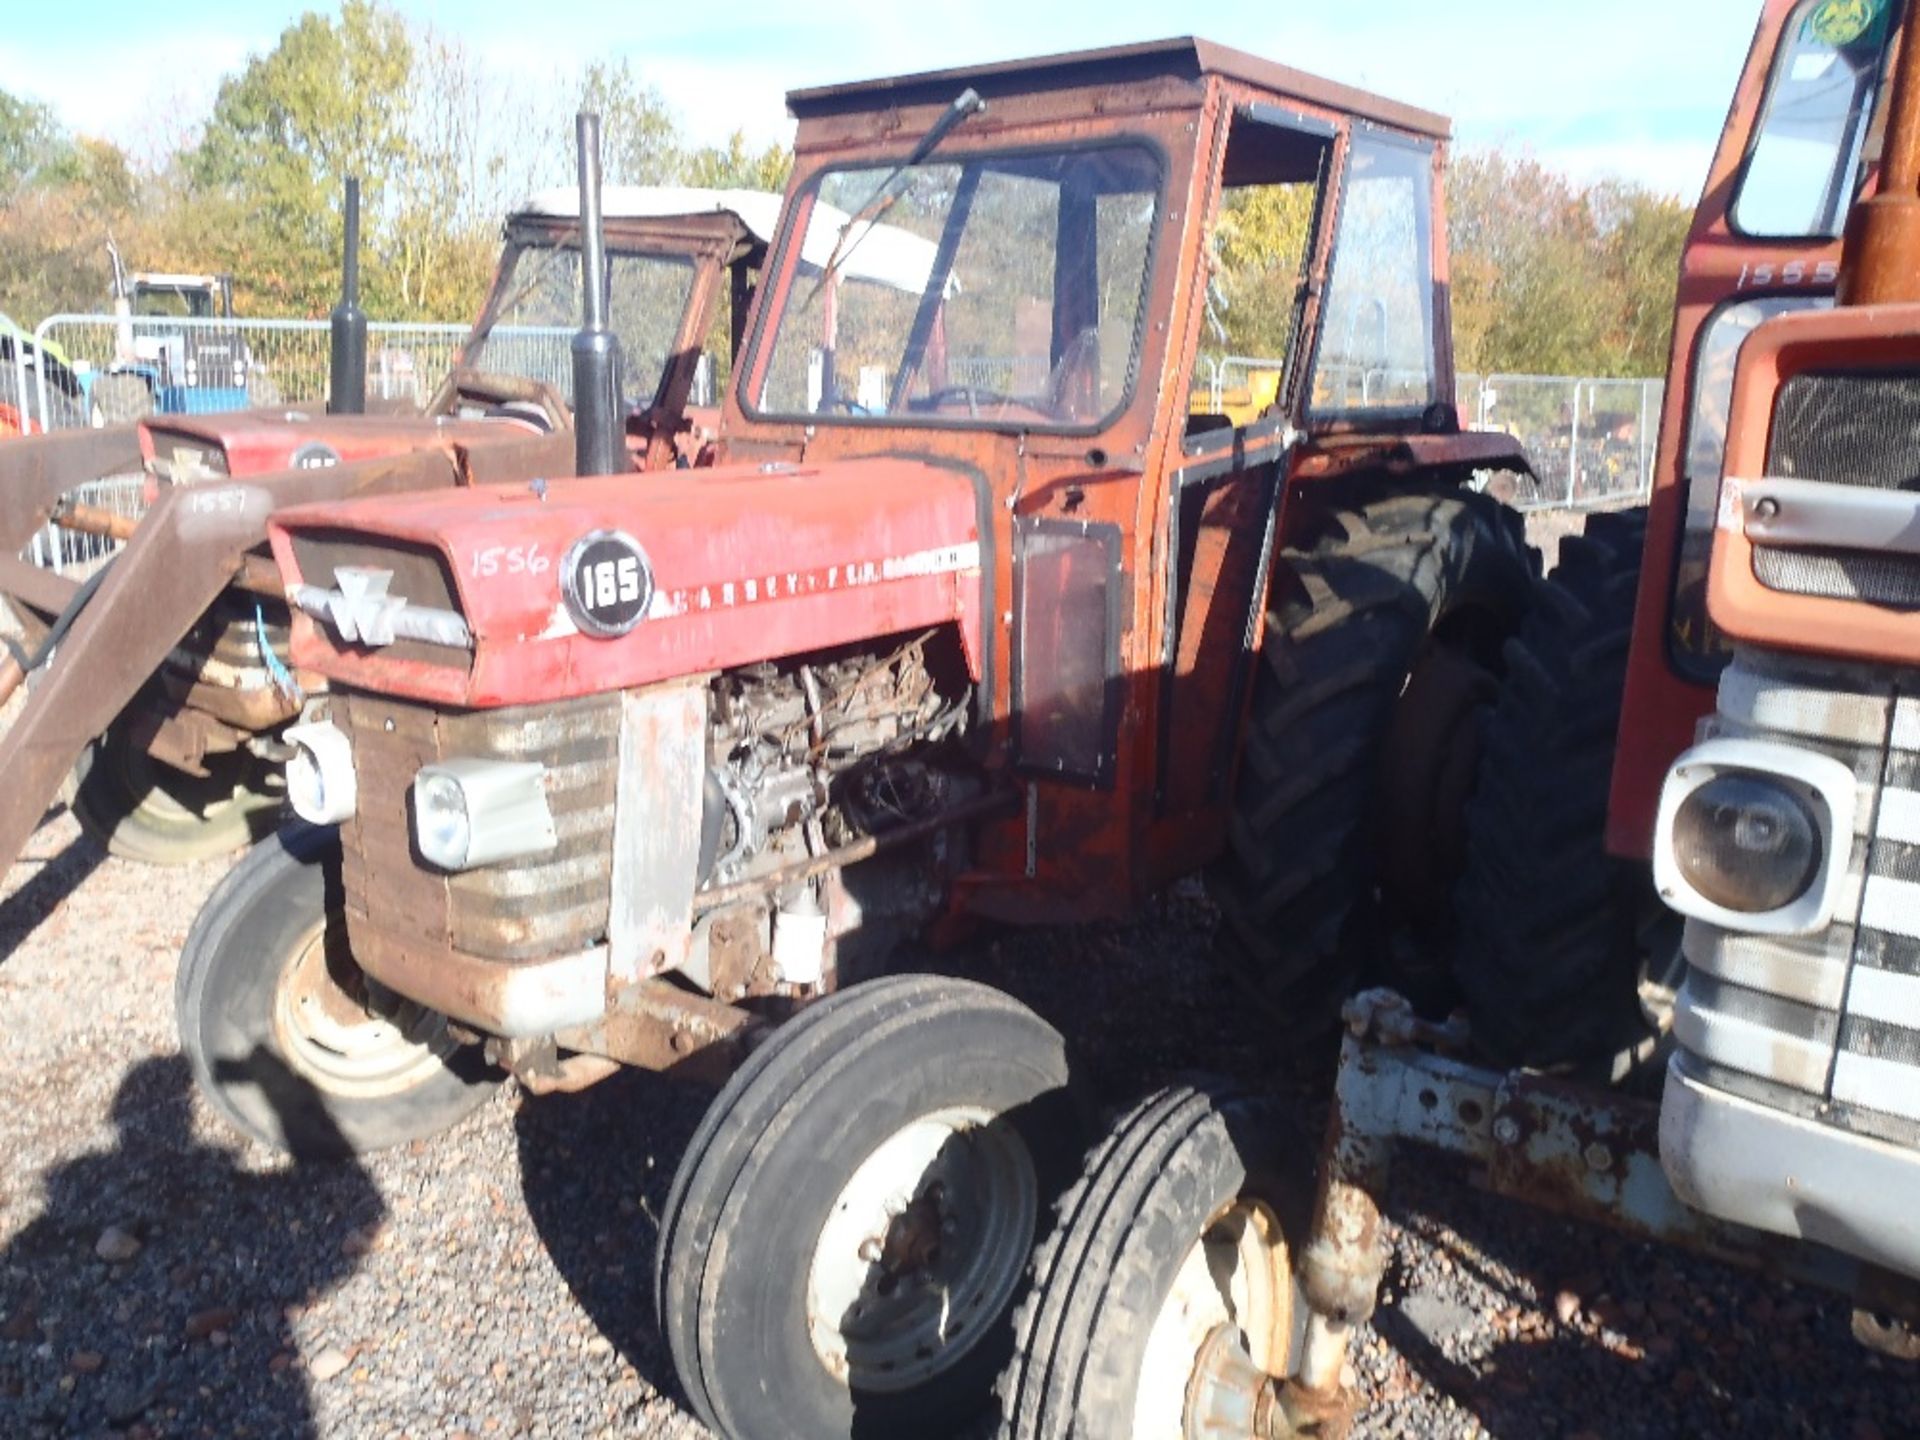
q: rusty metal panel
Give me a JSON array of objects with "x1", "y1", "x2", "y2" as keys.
[
  {"x1": 607, "y1": 681, "x2": 706, "y2": 986},
  {"x1": 334, "y1": 688, "x2": 618, "y2": 965}
]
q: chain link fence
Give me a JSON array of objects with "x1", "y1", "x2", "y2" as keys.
[
  {"x1": 14, "y1": 314, "x2": 580, "y2": 431},
  {"x1": 1456, "y1": 373, "x2": 1663, "y2": 510}
]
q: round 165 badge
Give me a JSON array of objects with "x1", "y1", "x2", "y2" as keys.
[{"x1": 562, "y1": 529, "x2": 653, "y2": 637}]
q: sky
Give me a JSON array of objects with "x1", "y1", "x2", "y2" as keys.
[{"x1": 0, "y1": 0, "x2": 1767, "y2": 202}]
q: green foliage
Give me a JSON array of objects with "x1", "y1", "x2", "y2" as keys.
[
  {"x1": 0, "y1": 91, "x2": 71, "y2": 196},
  {"x1": 683, "y1": 131, "x2": 793, "y2": 193},
  {"x1": 1448, "y1": 148, "x2": 1690, "y2": 378},
  {"x1": 190, "y1": 0, "x2": 414, "y2": 315},
  {"x1": 580, "y1": 60, "x2": 683, "y2": 186}
]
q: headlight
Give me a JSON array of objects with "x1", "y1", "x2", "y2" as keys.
[
  {"x1": 285, "y1": 721, "x2": 357, "y2": 825},
  {"x1": 411, "y1": 758, "x2": 556, "y2": 872},
  {"x1": 1671, "y1": 774, "x2": 1821, "y2": 914},
  {"x1": 1653, "y1": 737, "x2": 1857, "y2": 936}
]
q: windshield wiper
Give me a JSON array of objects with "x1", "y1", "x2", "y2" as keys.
[{"x1": 805, "y1": 86, "x2": 986, "y2": 306}]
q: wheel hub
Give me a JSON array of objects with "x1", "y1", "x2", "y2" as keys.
[
  {"x1": 806, "y1": 1106, "x2": 1037, "y2": 1392},
  {"x1": 271, "y1": 926, "x2": 455, "y2": 1098},
  {"x1": 1132, "y1": 1199, "x2": 1296, "y2": 1440}
]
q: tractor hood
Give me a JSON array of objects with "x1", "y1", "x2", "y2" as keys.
[
  {"x1": 140, "y1": 410, "x2": 531, "y2": 480},
  {"x1": 269, "y1": 457, "x2": 986, "y2": 708}
]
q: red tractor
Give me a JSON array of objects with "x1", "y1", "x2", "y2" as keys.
[
  {"x1": 992, "y1": 6, "x2": 1920, "y2": 1438},
  {"x1": 178, "y1": 38, "x2": 1535, "y2": 1440},
  {"x1": 0, "y1": 174, "x2": 780, "y2": 875}
]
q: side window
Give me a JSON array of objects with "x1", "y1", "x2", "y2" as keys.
[
  {"x1": 1190, "y1": 115, "x2": 1329, "y2": 438},
  {"x1": 1734, "y1": 0, "x2": 1896, "y2": 238},
  {"x1": 1310, "y1": 134, "x2": 1437, "y2": 415}
]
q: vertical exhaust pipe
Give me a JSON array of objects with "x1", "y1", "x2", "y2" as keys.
[
  {"x1": 328, "y1": 176, "x2": 367, "y2": 415},
  {"x1": 572, "y1": 112, "x2": 625, "y2": 476}
]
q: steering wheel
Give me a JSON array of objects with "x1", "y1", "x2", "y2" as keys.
[{"x1": 911, "y1": 384, "x2": 1017, "y2": 416}]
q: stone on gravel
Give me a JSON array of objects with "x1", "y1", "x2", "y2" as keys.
[
  {"x1": 308, "y1": 1346, "x2": 352, "y2": 1383},
  {"x1": 184, "y1": 1306, "x2": 238, "y2": 1341},
  {"x1": 94, "y1": 1226, "x2": 142, "y2": 1263}
]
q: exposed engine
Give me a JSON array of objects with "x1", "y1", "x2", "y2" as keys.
[{"x1": 704, "y1": 628, "x2": 975, "y2": 889}]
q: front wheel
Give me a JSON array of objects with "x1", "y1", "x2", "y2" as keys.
[
  {"x1": 658, "y1": 975, "x2": 1080, "y2": 1439},
  {"x1": 73, "y1": 719, "x2": 286, "y2": 865},
  {"x1": 176, "y1": 824, "x2": 499, "y2": 1158},
  {"x1": 998, "y1": 1084, "x2": 1309, "y2": 1439}
]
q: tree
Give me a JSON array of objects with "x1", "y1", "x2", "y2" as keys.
[
  {"x1": 578, "y1": 60, "x2": 682, "y2": 186},
  {"x1": 190, "y1": 0, "x2": 414, "y2": 314},
  {"x1": 0, "y1": 90, "x2": 70, "y2": 197},
  {"x1": 684, "y1": 131, "x2": 793, "y2": 193}
]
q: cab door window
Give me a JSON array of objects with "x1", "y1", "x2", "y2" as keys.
[{"x1": 1309, "y1": 132, "x2": 1438, "y2": 416}]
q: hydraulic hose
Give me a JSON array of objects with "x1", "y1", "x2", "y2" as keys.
[{"x1": 0, "y1": 556, "x2": 116, "y2": 708}]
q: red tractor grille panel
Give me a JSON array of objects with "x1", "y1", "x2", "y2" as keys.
[{"x1": 335, "y1": 688, "x2": 619, "y2": 964}]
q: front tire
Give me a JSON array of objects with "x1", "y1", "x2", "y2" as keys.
[
  {"x1": 176, "y1": 824, "x2": 498, "y2": 1158},
  {"x1": 657, "y1": 975, "x2": 1079, "y2": 1440},
  {"x1": 997, "y1": 1084, "x2": 1307, "y2": 1439},
  {"x1": 73, "y1": 718, "x2": 285, "y2": 865}
]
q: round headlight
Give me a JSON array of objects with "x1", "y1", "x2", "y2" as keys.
[
  {"x1": 1672, "y1": 773, "x2": 1823, "y2": 915},
  {"x1": 413, "y1": 771, "x2": 471, "y2": 871}
]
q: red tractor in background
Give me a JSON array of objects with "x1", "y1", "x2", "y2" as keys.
[
  {"x1": 0, "y1": 175, "x2": 782, "y2": 875},
  {"x1": 173, "y1": 38, "x2": 1536, "y2": 1440}
]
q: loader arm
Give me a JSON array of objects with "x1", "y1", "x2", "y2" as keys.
[{"x1": 0, "y1": 448, "x2": 465, "y2": 877}]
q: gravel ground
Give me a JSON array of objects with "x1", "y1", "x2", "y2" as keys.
[{"x1": 1, "y1": 580, "x2": 1913, "y2": 1440}]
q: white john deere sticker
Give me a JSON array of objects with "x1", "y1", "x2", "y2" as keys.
[{"x1": 562, "y1": 530, "x2": 654, "y2": 638}]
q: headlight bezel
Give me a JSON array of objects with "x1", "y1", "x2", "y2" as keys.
[
  {"x1": 1653, "y1": 736, "x2": 1857, "y2": 935},
  {"x1": 410, "y1": 757, "x2": 557, "y2": 873}
]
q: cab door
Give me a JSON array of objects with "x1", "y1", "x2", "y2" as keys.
[{"x1": 1155, "y1": 106, "x2": 1341, "y2": 821}]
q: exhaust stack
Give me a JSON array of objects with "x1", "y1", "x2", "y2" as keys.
[
  {"x1": 571, "y1": 112, "x2": 625, "y2": 477},
  {"x1": 1840, "y1": 15, "x2": 1920, "y2": 305},
  {"x1": 328, "y1": 176, "x2": 368, "y2": 415}
]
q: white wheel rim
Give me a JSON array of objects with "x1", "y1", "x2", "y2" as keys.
[
  {"x1": 806, "y1": 1104, "x2": 1037, "y2": 1393},
  {"x1": 1130, "y1": 1199, "x2": 1294, "y2": 1439},
  {"x1": 271, "y1": 924, "x2": 457, "y2": 1098}
]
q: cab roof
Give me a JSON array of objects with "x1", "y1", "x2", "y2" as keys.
[{"x1": 787, "y1": 36, "x2": 1450, "y2": 141}]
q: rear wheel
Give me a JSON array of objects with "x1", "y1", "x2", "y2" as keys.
[
  {"x1": 658, "y1": 975, "x2": 1079, "y2": 1440},
  {"x1": 1454, "y1": 507, "x2": 1672, "y2": 1075},
  {"x1": 73, "y1": 718, "x2": 285, "y2": 865},
  {"x1": 1207, "y1": 488, "x2": 1535, "y2": 1037},
  {"x1": 997, "y1": 1084, "x2": 1308, "y2": 1439},
  {"x1": 177, "y1": 824, "x2": 498, "y2": 1158}
]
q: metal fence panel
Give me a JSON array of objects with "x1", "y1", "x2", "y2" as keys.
[{"x1": 1457, "y1": 373, "x2": 1662, "y2": 510}]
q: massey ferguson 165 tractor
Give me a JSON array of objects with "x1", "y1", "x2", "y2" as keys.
[
  {"x1": 0, "y1": 171, "x2": 781, "y2": 877},
  {"x1": 992, "y1": 6, "x2": 1920, "y2": 1438},
  {"x1": 183, "y1": 39, "x2": 1533, "y2": 1439}
]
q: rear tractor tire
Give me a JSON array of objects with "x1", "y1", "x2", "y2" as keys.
[
  {"x1": 177, "y1": 824, "x2": 499, "y2": 1159},
  {"x1": 997, "y1": 1084, "x2": 1310, "y2": 1439},
  {"x1": 657, "y1": 975, "x2": 1080, "y2": 1440},
  {"x1": 1208, "y1": 488, "x2": 1536, "y2": 1038},
  {"x1": 73, "y1": 717, "x2": 286, "y2": 866},
  {"x1": 1454, "y1": 507, "x2": 1673, "y2": 1076}
]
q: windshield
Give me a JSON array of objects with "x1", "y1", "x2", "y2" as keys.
[
  {"x1": 753, "y1": 145, "x2": 1162, "y2": 429},
  {"x1": 467, "y1": 244, "x2": 698, "y2": 409},
  {"x1": 1733, "y1": 0, "x2": 1898, "y2": 237},
  {"x1": 134, "y1": 285, "x2": 217, "y2": 319}
]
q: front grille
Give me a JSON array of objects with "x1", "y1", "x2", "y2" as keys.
[
  {"x1": 1673, "y1": 648, "x2": 1920, "y2": 1150},
  {"x1": 1758, "y1": 369, "x2": 1920, "y2": 602},
  {"x1": 335, "y1": 689, "x2": 618, "y2": 963},
  {"x1": 1752, "y1": 545, "x2": 1920, "y2": 608},
  {"x1": 289, "y1": 528, "x2": 471, "y2": 668}
]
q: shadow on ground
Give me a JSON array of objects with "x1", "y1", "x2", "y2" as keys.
[
  {"x1": 0, "y1": 830, "x2": 103, "y2": 963},
  {"x1": 0, "y1": 1054, "x2": 383, "y2": 1438}
]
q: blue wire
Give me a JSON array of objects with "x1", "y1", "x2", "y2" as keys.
[{"x1": 256, "y1": 600, "x2": 304, "y2": 706}]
